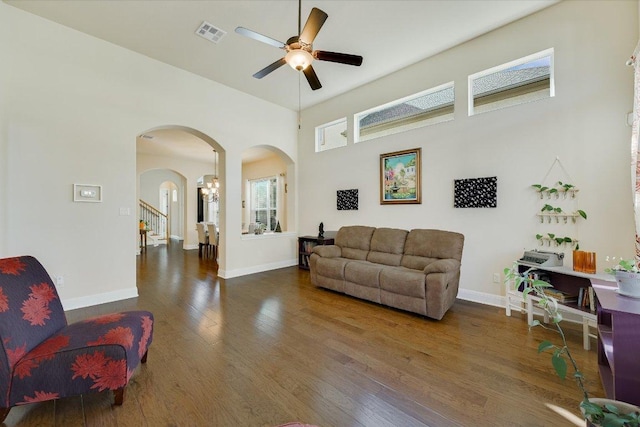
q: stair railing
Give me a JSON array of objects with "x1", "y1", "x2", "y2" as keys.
[{"x1": 139, "y1": 199, "x2": 168, "y2": 241}]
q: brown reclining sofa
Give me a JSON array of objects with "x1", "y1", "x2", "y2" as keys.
[{"x1": 309, "y1": 226, "x2": 464, "y2": 320}]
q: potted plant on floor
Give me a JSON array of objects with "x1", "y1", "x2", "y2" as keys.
[{"x1": 504, "y1": 264, "x2": 640, "y2": 427}]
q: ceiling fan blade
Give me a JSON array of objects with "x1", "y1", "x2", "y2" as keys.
[
  {"x1": 299, "y1": 7, "x2": 328, "y2": 45},
  {"x1": 235, "y1": 27, "x2": 286, "y2": 49},
  {"x1": 303, "y1": 65, "x2": 322, "y2": 90},
  {"x1": 253, "y1": 58, "x2": 287, "y2": 79},
  {"x1": 314, "y1": 50, "x2": 363, "y2": 66}
]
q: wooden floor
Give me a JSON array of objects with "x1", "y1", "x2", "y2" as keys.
[{"x1": 4, "y1": 242, "x2": 603, "y2": 426}]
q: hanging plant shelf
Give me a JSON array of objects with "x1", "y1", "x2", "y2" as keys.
[
  {"x1": 535, "y1": 235, "x2": 579, "y2": 248},
  {"x1": 532, "y1": 182, "x2": 580, "y2": 200},
  {"x1": 536, "y1": 212, "x2": 583, "y2": 224}
]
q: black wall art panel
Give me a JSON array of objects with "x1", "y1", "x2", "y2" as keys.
[
  {"x1": 454, "y1": 176, "x2": 497, "y2": 208},
  {"x1": 337, "y1": 189, "x2": 358, "y2": 210}
]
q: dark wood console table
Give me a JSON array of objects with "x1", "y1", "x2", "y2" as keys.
[
  {"x1": 298, "y1": 232, "x2": 336, "y2": 270},
  {"x1": 593, "y1": 283, "x2": 640, "y2": 406}
]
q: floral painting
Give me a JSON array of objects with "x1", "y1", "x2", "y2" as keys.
[{"x1": 380, "y1": 148, "x2": 421, "y2": 204}]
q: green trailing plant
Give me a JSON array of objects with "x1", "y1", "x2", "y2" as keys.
[
  {"x1": 558, "y1": 181, "x2": 575, "y2": 192},
  {"x1": 576, "y1": 210, "x2": 588, "y2": 220},
  {"x1": 504, "y1": 264, "x2": 640, "y2": 426},
  {"x1": 604, "y1": 257, "x2": 640, "y2": 274},
  {"x1": 541, "y1": 204, "x2": 563, "y2": 214},
  {"x1": 535, "y1": 234, "x2": 577, "y2": 248},
  {"x1": 533, "y1": 182, "x2": 579, "y2": 199}
]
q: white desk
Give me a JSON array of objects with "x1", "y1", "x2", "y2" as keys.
[{"x1": 506, "y1": 264, "x2": 616, "y2": 350}]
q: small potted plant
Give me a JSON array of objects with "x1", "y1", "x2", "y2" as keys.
[
  {"x1": 605, "y1": 257, "x2": 640, "y2": 298},
  {"x1": 504, "y1": 264, "x2": 640, "y2": 426}
]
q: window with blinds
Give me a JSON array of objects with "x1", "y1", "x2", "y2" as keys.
[{"x1": 250, "y1": 176, "x2": 278, "y2": 231}]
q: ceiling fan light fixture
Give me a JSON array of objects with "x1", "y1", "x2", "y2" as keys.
[{"x1": 285, "y1": 49, "x2": 313, "y2": 71}]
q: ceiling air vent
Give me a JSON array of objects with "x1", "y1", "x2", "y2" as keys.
[{"x1": 195, "y1": 21, "x2": 227, "y2": 44}]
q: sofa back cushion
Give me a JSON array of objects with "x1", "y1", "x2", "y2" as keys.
[
  {"x1": 367, "y1": 228, "x2": 408, "y2": 266},
  {"x1": 335, "y1": 226, "x2": 376, "y2": 260},
  {"x1": 401, "y1": 229, "x2": 465, "y2": 270}
]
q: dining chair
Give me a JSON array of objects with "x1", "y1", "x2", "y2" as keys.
[
  {"x1": 196, "y1": 223, "x2": 210, "y2": 258},
  {"x1": 206, "y1": 223, "x2": 218, "y2": 260}
]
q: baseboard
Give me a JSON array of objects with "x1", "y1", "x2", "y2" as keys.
[
  {"x1": 219, "y1": 258, "x2": 298, "y2": 279},
  {"x1": 457, "y1": 288, "x2": 505, "y2": 308},
  {"x1": 61, "y1": 287, "x2": 139, "y2": 311},
  {"x1": 183, "y1": 243, "x2": 198, "y2": 250}
]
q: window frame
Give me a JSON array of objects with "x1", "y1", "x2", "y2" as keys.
[
  {"x1": 315, "y1": 117, "x2": 348, "y2": 152},
  {"x1": 249, "y1": 176, "x2": 278, "y2": 232},
  {"x1": 354, "y1": 81, "x2": 455, "y2": 143},
  {"x1": 468, "y1": 48, "x2": 554, "y2": 116}
]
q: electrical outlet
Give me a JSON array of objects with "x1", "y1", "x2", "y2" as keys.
[
  {"x1": 55, "y1": 276, "x2": 64, "y2": 287},
  {"x1": 493, "y1": 273, "x2": 500, "y2": 284}
]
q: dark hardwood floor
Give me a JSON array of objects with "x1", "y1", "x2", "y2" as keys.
[{"x1": 4, "y1": 241, "x2": 602, "y2": 426}]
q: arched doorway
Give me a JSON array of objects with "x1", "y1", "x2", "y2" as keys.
[{"x1": 136, "y1": 126, "x2": 225, "y2": 262}]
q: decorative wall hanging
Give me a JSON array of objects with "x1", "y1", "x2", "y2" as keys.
[
  {"x1": 380, "y1": 148, "x2": 421, "y2": 205},
  {"x1": 454, "y1": 176, "x2": 497, "y2": 208},
  {"x1": 337, "y1": 189, "x2": 358, "y2": 210}
]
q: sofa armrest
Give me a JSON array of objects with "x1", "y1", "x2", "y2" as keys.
[
  {"x1": 423, "y1": 259, "x2": 461, "y2": 275},
  {"x1": 312, "y1": 245, "x2": 342, "y2": 258}
]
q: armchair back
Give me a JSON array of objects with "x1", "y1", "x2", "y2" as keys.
[{"x1": 0, "y1": 256, "x2": 68, "y2": 404}]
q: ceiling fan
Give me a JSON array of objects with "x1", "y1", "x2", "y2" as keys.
[{"x1": 235, "y1": 0, "x2": 363, "y2": 90}]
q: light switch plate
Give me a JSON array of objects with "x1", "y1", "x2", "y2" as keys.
[{"x1": 73, "y1": 184, "x2": 102, "y2": 202}]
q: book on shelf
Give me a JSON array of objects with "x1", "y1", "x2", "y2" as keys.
[
  {"x1": 301, "y1": 241, "x2": 317, "y2": 254},
  {"x1": 543, "y1": 287, "x2": 578, "y2": 303}
]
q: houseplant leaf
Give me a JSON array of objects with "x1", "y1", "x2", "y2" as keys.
[{"x1": 551, "y1": 352, "x2": 567, "y2": 379}]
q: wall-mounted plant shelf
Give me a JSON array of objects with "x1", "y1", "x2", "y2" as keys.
[
  {"x1": 535, "y1": 234, "x2": 579, "y2": 248},
  {"x1": 536, "y1": 212, "x2": 584, "y2": 224},
  {"x1": 538, "y1": 237, "x2": 578, "y2": 247},
  {"x1": 532, "y1": 182, "x2": 580, "y2": 199}
]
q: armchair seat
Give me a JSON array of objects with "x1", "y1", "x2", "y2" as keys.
[{"x1": 0, "y1": 256, "x2": 154, "y2": 422}]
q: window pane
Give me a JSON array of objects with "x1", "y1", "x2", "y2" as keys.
[
  {"x1": 248, "y1": 176, "x2": 278, "y2": 232},
  {"x1": 269, "y1": 178, "x2": 277, "y2": 208},
  {"x1": 469, "y1": 49, "x2": 553, "y2": 116},
  {"x1": 315, "y1": 118, "x2": 347, "y2": 152},
  {"x1": 355, "y1": 83, "x2": 454, "y2": 143}
]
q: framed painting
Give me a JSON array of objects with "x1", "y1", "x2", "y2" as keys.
[{"x1": 380, "y1": 148, "x2": 421, "y2": 204}]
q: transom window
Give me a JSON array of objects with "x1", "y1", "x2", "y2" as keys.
[
  {"x1": 315, "y1": 118, "x2": 347, "y2": 152},
  {"x1": 469, "y1": 48, "x2": 554, "y2": 116},
  {"x1": 354, "y1": 82, "x2": 455, "y2": 143}
]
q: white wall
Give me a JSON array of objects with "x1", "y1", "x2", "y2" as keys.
[
  {"x1": 298, "y1": 0, "x2": 638, "y2": 305},
  {"x1": 0, "y1": 3, "x2": 298, "y2": 308}
]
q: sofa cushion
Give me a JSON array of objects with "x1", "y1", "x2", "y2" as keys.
[
  {"x1": 379, "y1": 267, "x2": 426, "y2": 299},
  {"x1": 367, "y1": 228, "x2": 408, "y2": 266},
  {"x1": 401, "y1": 229, "x2": 464, "y2": 270},
  {"x1": 335, "y1": 226, "x2": 376, "y2": 260},
  {"x1": 344, "y1": 261, "x2": 383, "y2": 287}
]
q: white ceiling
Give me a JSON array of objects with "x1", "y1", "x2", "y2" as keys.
[
  {"x1": 5, "y1": 0, "x2": 559, "y2": 112},
  {"x1": 6, "y1": 0, "x2": 559, "y2": 163}
]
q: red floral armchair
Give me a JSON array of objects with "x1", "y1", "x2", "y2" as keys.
[{"x1": 0, "y1": 256, "x2": 153, "y2": 422}]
